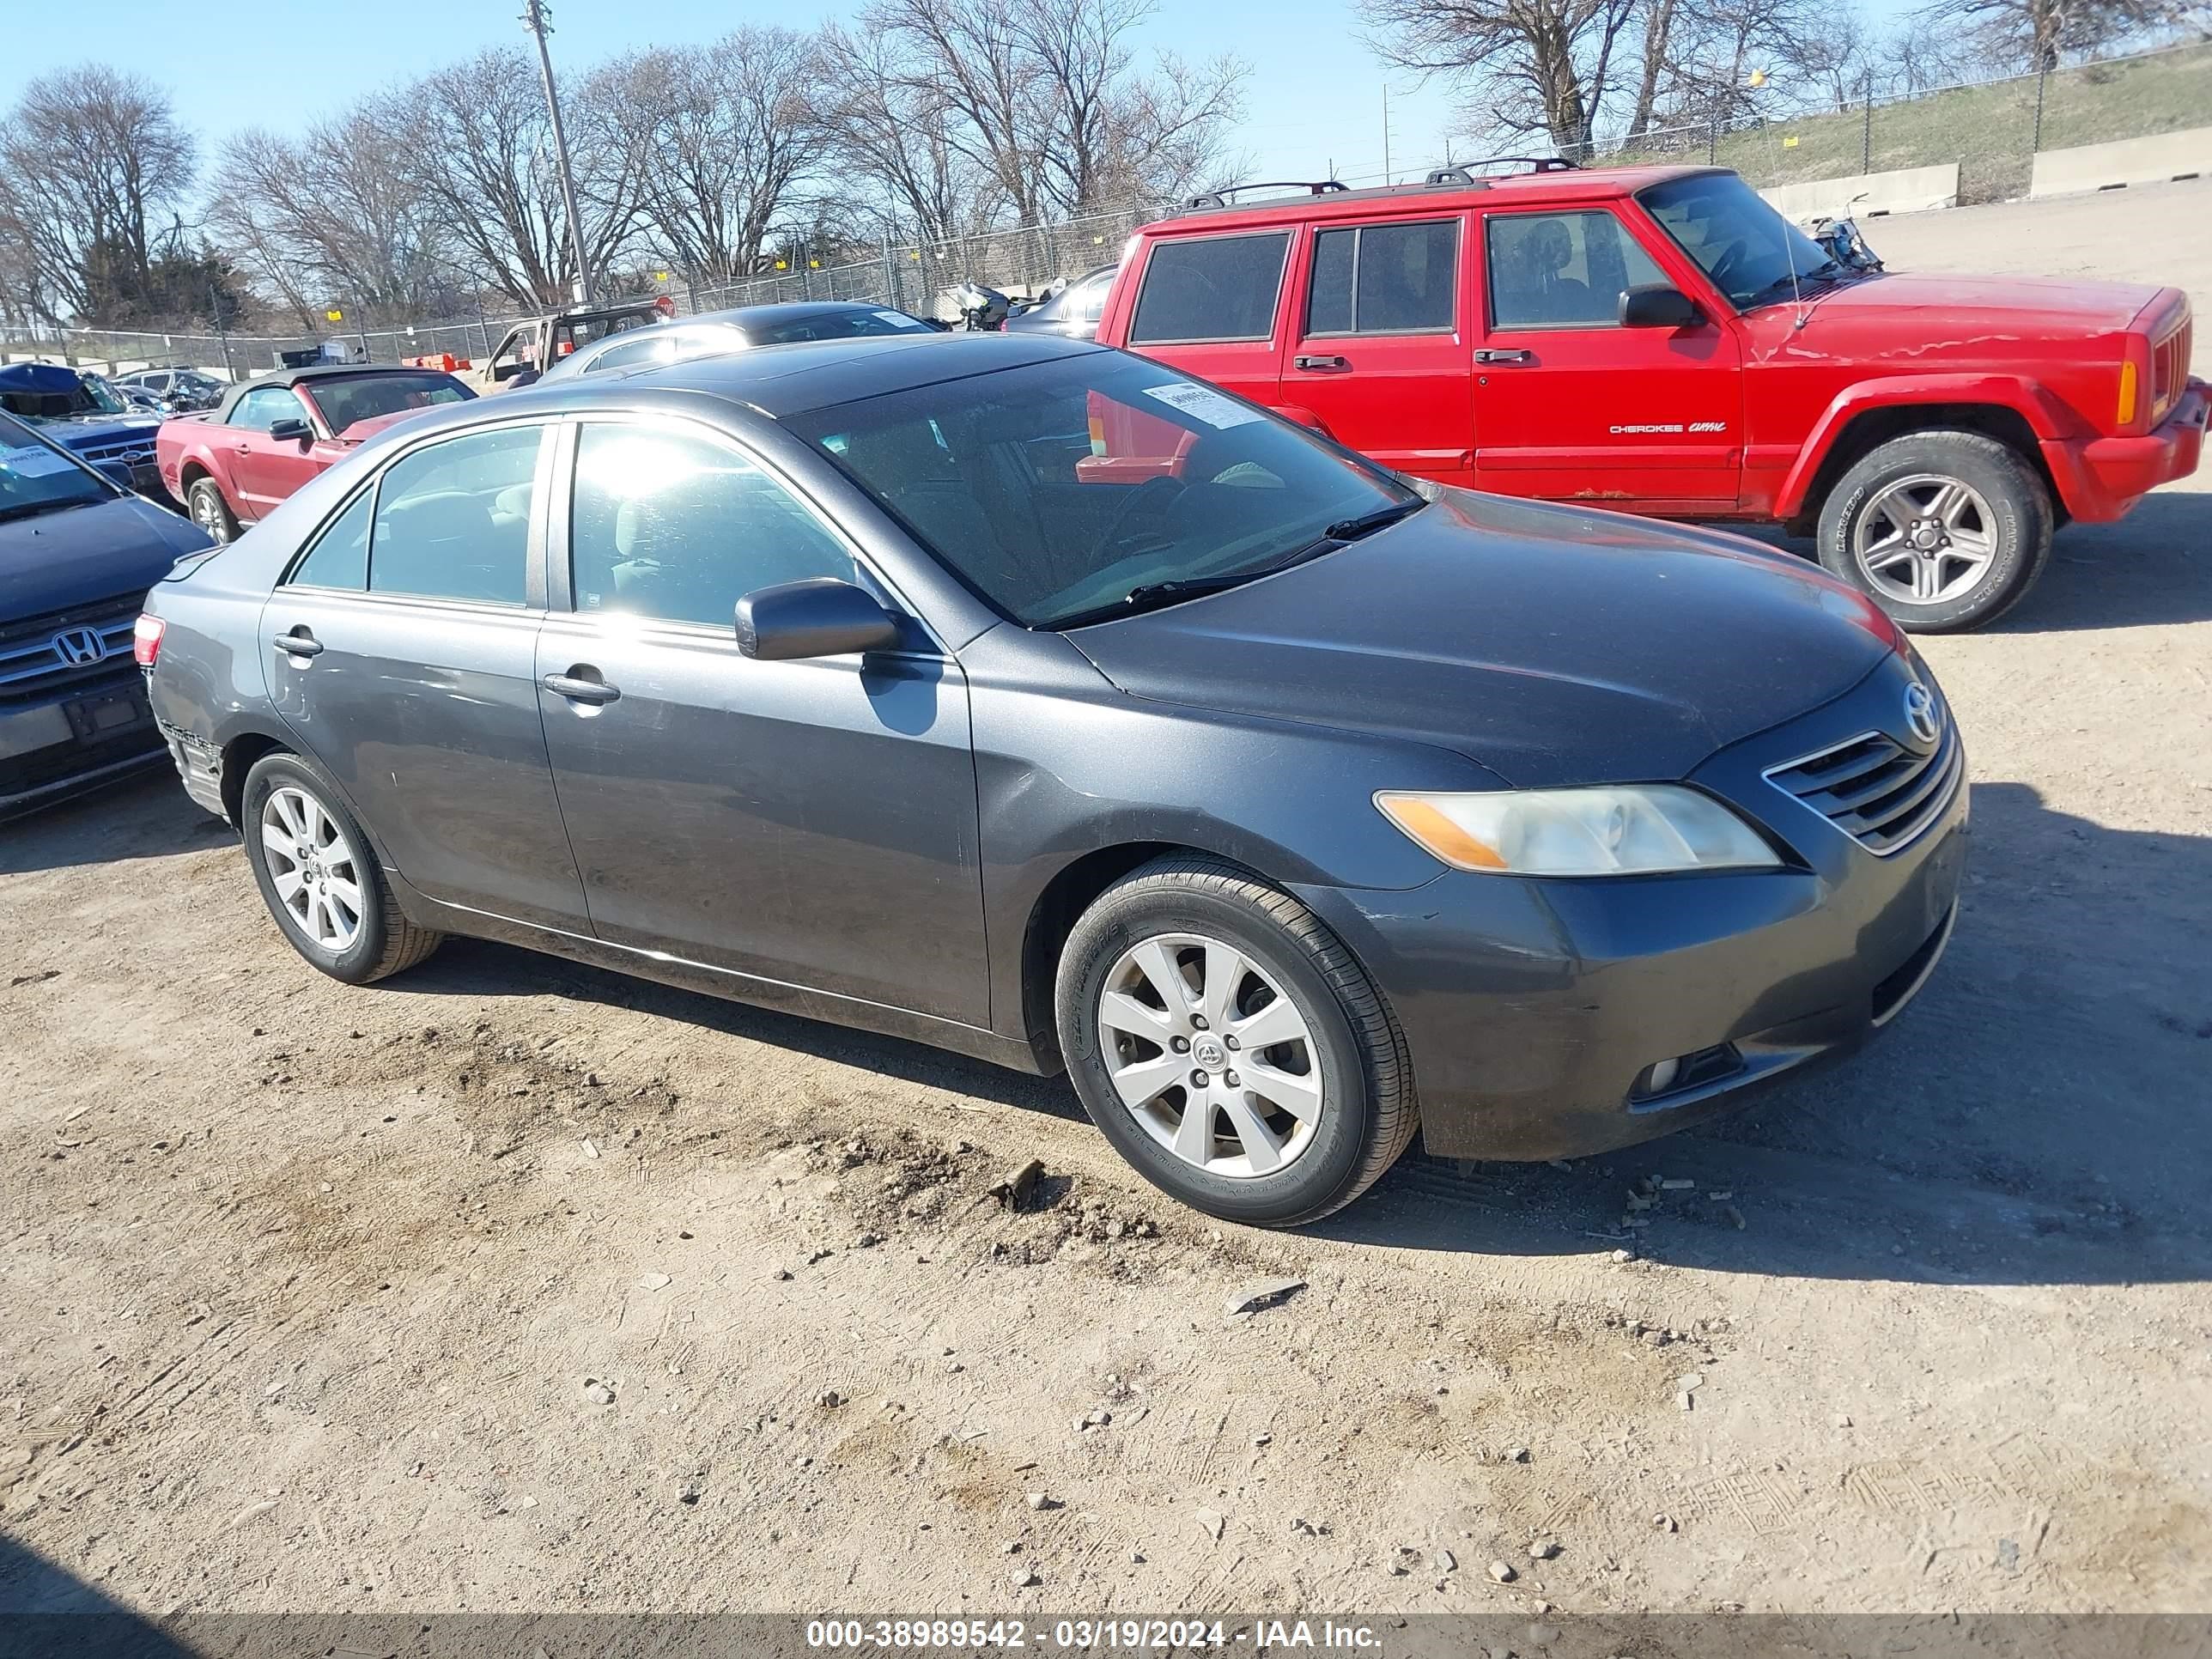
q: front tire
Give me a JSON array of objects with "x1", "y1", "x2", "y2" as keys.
[
  {"x1": 1054, "y1": 854, "x2": 1416, "y2": 1228},
  {"x1": 187, "y1": 477, "x2": 240, "y2": 545},
  {"x1": 1814, "y1": 429, "x2": 2052, "y2": 633},
  {"x1": 240, "y1": 752, "x2": 442, "y2": 984}
]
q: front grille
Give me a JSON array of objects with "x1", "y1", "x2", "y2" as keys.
[
  {"x1": 73, "y1": 435, "x2": 157, "y2": 467},
  {"x1": 1765, "y1": 707, "x2": 1963, "y2": 855},
  {"x1": 0, "y1": 593, "x2": 147, "y2": 702},
  {"x1": 2150, "y1": 316, "x2": 2190, "y2": 424}
]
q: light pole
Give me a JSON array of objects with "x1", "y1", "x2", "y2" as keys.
[{"x1": 520, "y1": 0, "x2": 592, "y2": 305}]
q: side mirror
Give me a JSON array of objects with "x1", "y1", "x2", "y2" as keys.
[
  {"x1": 736, "y1": 578, "x2": 902, "y2": 661},
  {"x1": 270, "y1": 417, "x2": 312, "y2": 444},
  {"x1": 1619, "y1": 284, "x2": 1703, "y2": 329}
]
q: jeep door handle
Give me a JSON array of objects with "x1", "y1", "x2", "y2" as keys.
[
  {"x1": 271, "y1": 629, "x2": 323, "y2": 658},
  {"x1": 542, "y1": 670, "x2": 620, "y2": 706},
  {"x1": 1293, "y1": 354, "x2": 1351, "y2": 372},
  {"x1": 1474, "y1": 349, "x2": 1534, "y2": 365}
]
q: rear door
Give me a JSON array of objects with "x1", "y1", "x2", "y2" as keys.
[
  {"x1": 1281, "y1": 215, "x2": 1474, "y2": 483},
  {"x1": 1471, "y1": 204, "x2": 1743, "y2": 507},
  {"x1": 1121, "y1": 228, "x2": 1295, "y2": 413},
  {"x1": 261, "y1": 418, "x2": 588, "y2": 931}
]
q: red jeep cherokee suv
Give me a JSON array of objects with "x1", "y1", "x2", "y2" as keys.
[{"x1": 1096, "y1": 163, "x2": 2205, "y2": 630}]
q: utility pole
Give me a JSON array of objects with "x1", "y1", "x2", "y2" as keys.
[
  {"x1": 520, "y1": 0, "x2": 592, "y2": 305},
  {"x1": 1382, "y1": 85, "x2": 1393, "y2": 185}
]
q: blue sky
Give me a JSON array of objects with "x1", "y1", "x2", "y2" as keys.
[{"x1": 0, "y1": 0, "x2": 1467, "y2": 197}]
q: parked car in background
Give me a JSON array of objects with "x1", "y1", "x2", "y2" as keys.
[
  {"x1": 142, "y1": 333, "x2": 1962, "y2": 1227},
  {"x1": 156, "y1": 364, "x2": 474, "y2": 544},
  {"x1": 460, "y1": 296, "x2": 675, "y2": 395},
  {"x1": 1097, "y1": 162, "x2": 2206, "y2": 631},
  {"x1": 533, "y1": 301, "x2": 939, "y2": 384},
  {"x1": 116, "y1": 367, "x2": 227, "y2": 413},
  {"x1": 0, "y1": 362, "x2": 167, "y2": 500},
  {"x1": 1, "y1": 410, "x2": 211, "y2": 817},
  {"x1": 1003, "y1": 264, "x2": 1118, "y2": 339}
]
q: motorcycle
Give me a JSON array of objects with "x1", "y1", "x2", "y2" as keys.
[{"x1": 950, "y1": 282, "x2": 1012, "y2": 331}]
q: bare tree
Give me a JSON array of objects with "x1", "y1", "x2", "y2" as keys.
[
  {"x1": 1781, "y1": 9, "x2": 1875, "y2": 111},
  {"x1": 817, "y1": 22, "x2": 1010, "y2": 245},
  {"x1": 0, "y1": 63, "x2": 196, "y2": 325},
  {"x1": 599, "y1": 28, "x2": 829, "y2": 288},
  {"x1": 1359, "y1": 0, "x2": 1643, "y2": 159},
  {"x1": 1911, "y1": 0, "x2": 2181, "y2": 70}
]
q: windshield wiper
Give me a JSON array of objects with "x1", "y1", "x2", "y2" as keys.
[
  {"x1": 0, "y1": 498, "x2": 90, "y2": 524},
  {"x1": 1049, "y1": 497, "x2": 1426, "y2": 629},
  {"x1": 1742, "y1": 258, "x2": 1844, "y2": 307}
]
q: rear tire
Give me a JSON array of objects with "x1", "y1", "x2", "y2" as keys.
[
  {"x1": 1814, "y1": 429, "x2": 2051, "y2": 633},
  {"x1": 1054, "y1": 854, "x2": 1416, "y2": 1228},
  {"x1": 240, "y1": 752, "x2": 442, "y2": 985},
  {"x1": 187, "y1": 477, "x2": 240, "y2": 545}
]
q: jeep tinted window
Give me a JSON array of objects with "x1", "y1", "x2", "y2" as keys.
[
  {"x1": 1486, "y1": 211, "x2": 1666, "y2": 330},
  {"x1": 1129, "y1": 233, "x2": 1291, "y2": 344},
  {"x1": 1306, "y1": 220, "x2": 1460, "y2": 336}
]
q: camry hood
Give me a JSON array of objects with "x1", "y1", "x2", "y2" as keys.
[{"x1": 1062, "y1": 491, "x2": 1893, "y2": 787}]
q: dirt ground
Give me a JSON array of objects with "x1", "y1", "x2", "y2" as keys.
[{"x1": 3, "y1": 185, "x2": 2209, "y2": 1625}]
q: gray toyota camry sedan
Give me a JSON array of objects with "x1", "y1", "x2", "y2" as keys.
[{"x1": 139, "y1": 333, "x2": 1965, "y2": 1227}]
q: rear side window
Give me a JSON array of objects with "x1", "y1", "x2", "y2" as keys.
[
  {"x1": 1487, "y1": 210, "x2": 1667, "y2": 330},
  {"x1": 368, "y1": 424, "x2": 543, "y2": 605},
  {"x1": 1306, "y1": 220, "x2": 1460, "y2": 335},
  {"x1": 1128, "y1": 233, "x2": 1291, "y2": 345},
  {"x1": 289, "y1": 489, "x2": 373, "y2": 591},
  {"x1": 583, "y1": 334, "x2": 670, "y2": 374}
]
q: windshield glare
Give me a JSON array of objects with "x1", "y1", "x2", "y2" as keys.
[
  {"x1": 1639, "y1": 174, "x2": 1837, "y2": 308},
  {"x1": 750, "y1": 308, "x2": 935, "y2": 347},
  {"x1": 0, "y1": 412, "x2": 106, "y2": 519},
  {"x1": 791, "y1": 355, "x2": 1409, "y2": 628}
]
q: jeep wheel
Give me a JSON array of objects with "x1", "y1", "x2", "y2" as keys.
[
  {"x1": 1815, "y1": 430, "x2": 2052, "y2": 633},
  {"x1": 1054, "y1": 854, "x2": 1416, "y2": 1228},
  {"x1": 187, "y1": 477, "x2": 240, "y2": 545}
]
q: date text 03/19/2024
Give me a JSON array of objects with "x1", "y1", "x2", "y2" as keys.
[{"x1": 804, "y1": 1620, "x2": 1384, "y2": 1650}]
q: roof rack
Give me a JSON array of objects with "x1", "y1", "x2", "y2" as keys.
[
  {"x1": 1180, "y1": 179, "x2": 1352, "y2": 210},
  {"x1": 1465, "y1": 155, "x2": 1580, "y2": 173}
]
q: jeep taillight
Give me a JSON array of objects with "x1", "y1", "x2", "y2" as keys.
[{"x1": 133, "y1": 613, "x2": 165, "y2": 667}]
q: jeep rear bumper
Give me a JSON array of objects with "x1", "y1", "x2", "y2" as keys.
[{"x1": 2045, "y1": 378, "x2": 2207, "y2": 521}]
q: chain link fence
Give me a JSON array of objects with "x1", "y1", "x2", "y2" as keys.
[{"x1": 5, "y1": 39, "x2": 2206, "y2": 381}]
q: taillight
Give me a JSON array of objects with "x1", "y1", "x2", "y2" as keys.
[{"x1": 133, "y1": 613, "x2": 166, "y2": 667}]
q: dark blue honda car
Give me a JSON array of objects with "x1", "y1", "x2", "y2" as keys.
[{"x1": 1, "y1": 410, "x2": 213, "y2": 817}]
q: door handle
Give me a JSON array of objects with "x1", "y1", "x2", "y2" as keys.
[
  {"x1": 542, "y1": 669, "x2": 620, "y2": 706},
  {"x1": 271, "y1": 629, "x2": 323, "y2": 658},
  {"x1": 1293, "y1": 354, "x2": 1351, "y2": 372},
  {"x1": 1474, "y1": 349, "x2": 1534, "y2": 365}
]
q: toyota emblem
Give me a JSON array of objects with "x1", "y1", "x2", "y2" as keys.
[
  {"x1": 50, "y1": 625, "x2": 106, "y2": 667},
  {"x1": 1902, "y1": 681, "x2": 1941, "y2": 749}
]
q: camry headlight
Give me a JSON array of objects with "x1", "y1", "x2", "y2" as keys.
[{"x1": 1376, "y1": 786, "x2": 1781, "y2": 876}]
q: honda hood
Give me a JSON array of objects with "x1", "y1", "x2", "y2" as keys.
[
  {"x1": 1061, "y1": 490, "x2": 1894, "y2": 787},
  {"x1": 0, "y1": 495, "x2": 213, "y2": 623}
]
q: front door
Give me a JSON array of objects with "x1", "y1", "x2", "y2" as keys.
[
  {"x1": 262, "y1": 419, "x2": 588, "y2": 930},
  {"x1": 1279, "y1": 215, "x2": 1475, "y2": 483},
  {"x1": 1472, "y1": 205, "x2": 1743, "y2": 508},
  {"x1": 535, "y1": 417, "x2": 989, "y2": 1025},
  {"x1": 225, "y1": 385, "x2": 316, "y2": 520}
]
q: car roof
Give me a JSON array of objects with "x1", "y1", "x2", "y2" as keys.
[
  {"x1": 687, "y1": 301, "x2": 919, "y2": 328},
  {"x1": 212, "y1": 363, "x2": 460, "y2": 423},
  {"x1": 493, "y1": 331, "x2": 1100, "y2": 422},
  {"x1": 1146, "y1": 163, "x2": 1729, "y2": 235}
]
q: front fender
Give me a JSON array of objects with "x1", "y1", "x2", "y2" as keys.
[{"x1": 1775, "y1": 374, "x2": 2081, "y2": 520}]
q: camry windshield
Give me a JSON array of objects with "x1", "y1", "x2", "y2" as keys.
[
  {"x1": 0, "y1": 412, "x2": 106, "y2": 520},
  {"x1": 1639, "y1": 173, "x2": 1839, "y2": 309},
  {"x1": 789, "y1": 354, "x2": 1417, "y2": 629}
]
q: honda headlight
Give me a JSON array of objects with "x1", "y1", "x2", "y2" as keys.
[{"x1": 1376, "y1": 786, "x2": 1781, "y2": 876}]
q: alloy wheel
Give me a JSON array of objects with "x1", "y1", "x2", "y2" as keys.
[
  {"x1": 260, "y1": 786, "x2": 366, "y2": 952},
  {"x1": 191, "y1": 485, "x2": 232, "y2": 544},
  {"x1": 1094, "y1": 932, "x2": 1323, "y2": 1179},
  {"x1": 1851, "y1": 473, "x2": 1997, "y2": 605}
]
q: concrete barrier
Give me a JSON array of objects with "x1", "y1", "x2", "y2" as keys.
[
  {"x1": 1759, "y1": 164, "x2": 1960, "y2": 222},
  {"x1": 2029, "y1": 126, "x2": 2212, "y2": 198}
]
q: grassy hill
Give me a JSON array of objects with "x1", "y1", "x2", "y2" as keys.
[{"x1": 1610, "y1": 40, "x2": 2212, "y2": 204}]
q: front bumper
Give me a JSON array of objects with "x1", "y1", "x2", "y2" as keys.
[
  {"x1": 2045, "y1": 378, "x2": 2207, "y2": 521},
  {"x1": 1294, "y1": 656, "x2": 1969, "y2": 1161},
  {"x1": 0, "y1": 671, "x2": 166, "y2": 819}
]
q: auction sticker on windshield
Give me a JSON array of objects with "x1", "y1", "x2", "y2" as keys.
[
  {"x1": 2, "y1": 444, "x2": 77, "y2": 477},
  {"x1": 1142, "y1": 382, "x2": 1264, "y2": 428}
]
